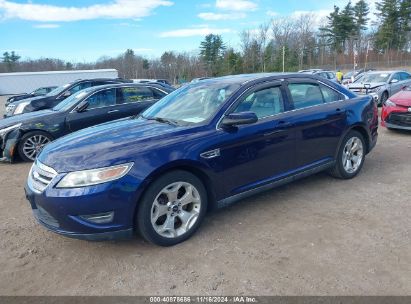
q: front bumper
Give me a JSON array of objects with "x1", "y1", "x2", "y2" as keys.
[
  {"x1": 384, "y1": 112, "x2": 411, "y2": 130},
  {"x1": 25, "y1": 166, "x2": 141, "y2": 241}
]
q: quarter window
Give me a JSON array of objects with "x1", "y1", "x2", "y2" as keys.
[
  {"x1": 320, "y1": 84, "x2": 342, "y2": 103},
  {"x1": 86, "y1": 88, "x2": 116, "y2": 109},
  {"x1": 233, "y1": 86, "x2": 284, "y2": 119}
]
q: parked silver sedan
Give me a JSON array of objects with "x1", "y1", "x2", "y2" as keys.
[{"x1": 348, "y1": 70, "x2": 411, "y2": 105}]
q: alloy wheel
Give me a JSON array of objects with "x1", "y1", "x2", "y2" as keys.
[
  {"x1": 150, "y1": 182, "x2": 201, "y2": 238},
  {"x1": 342, "y1": 137, "x2": 364, "y2": 174},
  {"x1": 22, "y1": 135, "x2": 51, "y2": 161}
]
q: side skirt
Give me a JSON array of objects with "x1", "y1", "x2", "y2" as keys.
[{"x1": 217, "y1": 161, "x2": 335, "y2": 209}]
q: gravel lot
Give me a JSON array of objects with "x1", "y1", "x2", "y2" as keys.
[{"x1": 0, "y1": 95, "x2": 410, "y2": 296}]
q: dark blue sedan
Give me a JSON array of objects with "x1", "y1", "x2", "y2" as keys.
[{"x1": 25, "y1": 73, "x2": 378, "y2": 246}]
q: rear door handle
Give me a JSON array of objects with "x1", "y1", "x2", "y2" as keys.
[{"x1": 107, "y1": 109, "x2": 120, "y2": 114}]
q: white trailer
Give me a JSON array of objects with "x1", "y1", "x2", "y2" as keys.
[{"x1": 0, "y1": 69, "x2": 118, "y2": 95}]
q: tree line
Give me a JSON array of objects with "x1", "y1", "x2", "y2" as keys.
[{"x1": 1, "y1": 0, "x2": 410, "y2": 83}]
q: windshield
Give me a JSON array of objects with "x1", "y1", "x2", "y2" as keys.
[
  {"x1": 141, "y1": 81, "x2": 241, "y2": 125},
  {"x1": 52, "y1": 90, "x2": 89, "y2": 111},
  {"x1": 46, "y1": 83, "x2": 71, "y2": 97},
  {"x1": 356, "y1": 73, "x2": 391, "y2": 83}
]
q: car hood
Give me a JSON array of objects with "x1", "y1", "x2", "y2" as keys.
[
  {"x1": 0, "y1": 109, "x2": 56, "y2": 129},
  {"x1": 390, "y1": 90, "x2": 411, "y2": 106},
  {"x1": 349, "y1": 82, "x2": 386, "y2": 89},
  {"x1": 10, "y1": 95, "x2": 47, "y2": 106},
  {"x1": 38, "y1": 118, "x2": 190, "y2": 173}
]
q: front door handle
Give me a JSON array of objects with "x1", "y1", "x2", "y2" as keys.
[
  {"x1": 107, "y1": 109, "x2": 120, "y2": 114},
  {"x1": 264, "y1": 121, "x2": 292, "y2": 137}
]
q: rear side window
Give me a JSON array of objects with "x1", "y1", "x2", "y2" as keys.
[
  {"x1": 288, "y1": 83, "x2": 323, "y2": 109},
  {"x1": 233, "y1": 86, "x2": 284, "y2": 119},
  {"x1": 118, "y1": 87, "x2": 154, "y2": 104},
  {"x1": 86, "y1": 88, "x2": 116, "y2": 109},
  {"x1": 327, "y1": 72, "x2": 335, "y2": 79}
]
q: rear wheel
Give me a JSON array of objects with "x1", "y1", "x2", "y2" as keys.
[
  {"x1": 329, "y1": 130, "x2": 365, "y2": 179},
  {"x1": 18, "y1": 131, "x2": 53, "y2": 162},
  {"x1": 136, "y1": 170, "x2": 207, "y2": 246}
]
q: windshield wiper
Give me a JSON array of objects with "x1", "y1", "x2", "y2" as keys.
[{"x1": 143, "y1": 116, "x2": 180, "y2": 126}]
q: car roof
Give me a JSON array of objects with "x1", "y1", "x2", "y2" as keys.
[
  {"x1": 196, "y1": 72, "x2": 333, "y2": 86},
  {"x1": 81, "y1": 82, "x2": 170, "y2": 93}
]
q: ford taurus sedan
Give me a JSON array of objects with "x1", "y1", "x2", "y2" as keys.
[
  {"x1": 25, "y1": 73, "x2": 378, "y2": 246},
  {"x1": 0, "y1": 83, "x2": 172, "y2": 162}
]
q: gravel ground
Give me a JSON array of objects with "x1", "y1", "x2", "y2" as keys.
[{"x1": 0, "y1": 96, "x2": 410, "y2": 296}]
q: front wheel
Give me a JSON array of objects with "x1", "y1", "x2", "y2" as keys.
[
  {"x1": 329, "y1": 130, "x2": 366, "y2": 179},
  {"x1": 136, "y1": 171, "x2": 207, "y2": 246},
  {"x1": 18, "y1": 131, "x2": 53, "y2": 162}
]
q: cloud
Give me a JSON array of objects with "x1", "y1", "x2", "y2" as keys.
[
  {"x1": 159, "y1": 27, "x2": 232, "y2": 38},
  {"x1": 33, "y1": 23, "x2": 60, "y2": 29},
  {"x1": 0, "y1": 0, "x2": 173, "y2": 22},
  {"x1": 215, "y1": 0, "x2": 257, "y2": 11},
  {"x1": 198, "y1": 12, "x2": 246, "y2": 20},
  {"x1": 266, "y1": 10, "x2": 278, "y2": 17}
]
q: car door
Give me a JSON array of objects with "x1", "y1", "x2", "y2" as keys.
[
  {"x1": 388, "y1": 73, "x2": 402, "y2": 95},
  {"x1": 216, "y1": 82, "x2": 297, "y2": 196},
  {"x1": 115, "y1": 86, "x2": 160, "y2": 118},
  {"x1": 284, "y1": 79, "x2": 347, "y2": 169},
  {"x1": 66, "y1": 88, "x2": 118, "y2": 132}
]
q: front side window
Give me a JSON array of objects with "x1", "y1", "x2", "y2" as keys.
[
  {"x1": 142, "y1": 81, "x2": 240, "y2": 125},
  {"x1": 400, "y1": 72, "x2": 411, "y2": 81},
  {"x1": 119, "y1": 87, "x2": 154, "y2": 104},
  {"x1": 86, "y1": 88, "x2": 116, "y2": 110},
  {"x1": 68, "y1": 82, "x2": 92, "y2": 95},
  {"x1": 233, "y1": 86, "x2": 284, "y2": 119}
]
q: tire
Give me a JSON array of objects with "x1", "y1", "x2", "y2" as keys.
[
  {"x1": 18, "y1": 131, "x2": 53, "y2": 162},
  {"x1": 136, "y1": 170, "x2": 208, "y2": 246},
  {"x1": 329, "y1": 130, "x2": 366, "y2": 179},
  {"x1": 379, "y1": 91, "x2": 388, "y2": 107}
]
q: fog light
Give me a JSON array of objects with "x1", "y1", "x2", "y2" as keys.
[{"x1": 79, "y1": 211, "x2": 114, "y2": 224}]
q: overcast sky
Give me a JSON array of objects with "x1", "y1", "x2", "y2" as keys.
[{"x1": 0, "y1": 0, "x2": 379, "y2": 62}]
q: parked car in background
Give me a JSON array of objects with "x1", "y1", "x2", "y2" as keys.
[
  {"x1": 342, "y1": 68, "x2": 375, "y2": 85},
  {"x1": 25, "y1": 73, "x2": 378, "y2": 246},
  {"x1": 348, "y1": 71, "x2": 411, "y2": 105},
  {"x1": 299, "y1": 69, "x2": 338, "y2": 83},
  {"x1": 4, "y1": 78, "x2": 132, "y2": 117},
  {"x1": 133, "y1": 79, "x2": 172, "y2": 86},
  {"x1": 191, "y1": 77, "x2": 211, "y2": 83},
  {"x1": 381, "y1": 86, "x2": 411, "y2": 130},
  {"x1": 0, "y1": 83, "x2": 172, "y2": 162},
  {"x1": 6, "y1": 86, "x2": 57, "y2": 106}
]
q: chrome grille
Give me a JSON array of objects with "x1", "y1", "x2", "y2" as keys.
[{"x1": 28, "y1": 161, "x2": 57, "y2": 193}]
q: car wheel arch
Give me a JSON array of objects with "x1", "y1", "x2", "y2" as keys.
[
  {"x1": 334, "y1": 125, "x2": 370, "y2": 159},
  {"x1": 131, "y1": 161, "x2": 217, "y2": 229}
]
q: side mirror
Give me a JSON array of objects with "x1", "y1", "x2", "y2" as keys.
[
  {"x1": 75, "y1": 102, "x2": 88, "y2": 113},
  {"x1": 221, "y1": 112, "x2": 258, "y2": 127},
  {"x1": 61, "y1": 91, "x2": 71, "y2": 98},
  {"x1": 390, "y1": 79, "x2": 399, "y2": 84}
]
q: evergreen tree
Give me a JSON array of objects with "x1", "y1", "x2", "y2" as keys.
[
  {"x1": 374, "y1": 0, "x2": 402, "y2": 51},
  {"x1": 199, "y1": 34, "x2": 226, "y2": 76}
]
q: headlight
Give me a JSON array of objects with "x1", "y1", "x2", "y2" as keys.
[
  {"x1": 384, "y1": 99, "x2": 396, "y2": 107},
  {"x1": 56, "y1": 163, "x2": 133, "y2": 188},
  {"x1": 0, "y1": 123, "x2": 22, "y2": 138},
  {"x1": 13, "y1": 101, "x2": 31, "y2": 115}
]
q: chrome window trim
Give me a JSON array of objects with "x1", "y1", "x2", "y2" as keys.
[
  {"x1": 216, "y1": 79, "x2": 348, "y2": 130},
  {"x1": 69, "y1": 85, "x2": 167, "y2": 113}
]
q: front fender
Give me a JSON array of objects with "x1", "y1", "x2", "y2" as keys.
[{"x1": 0, "y1": 129, "x2": 22, "y2": 162}]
